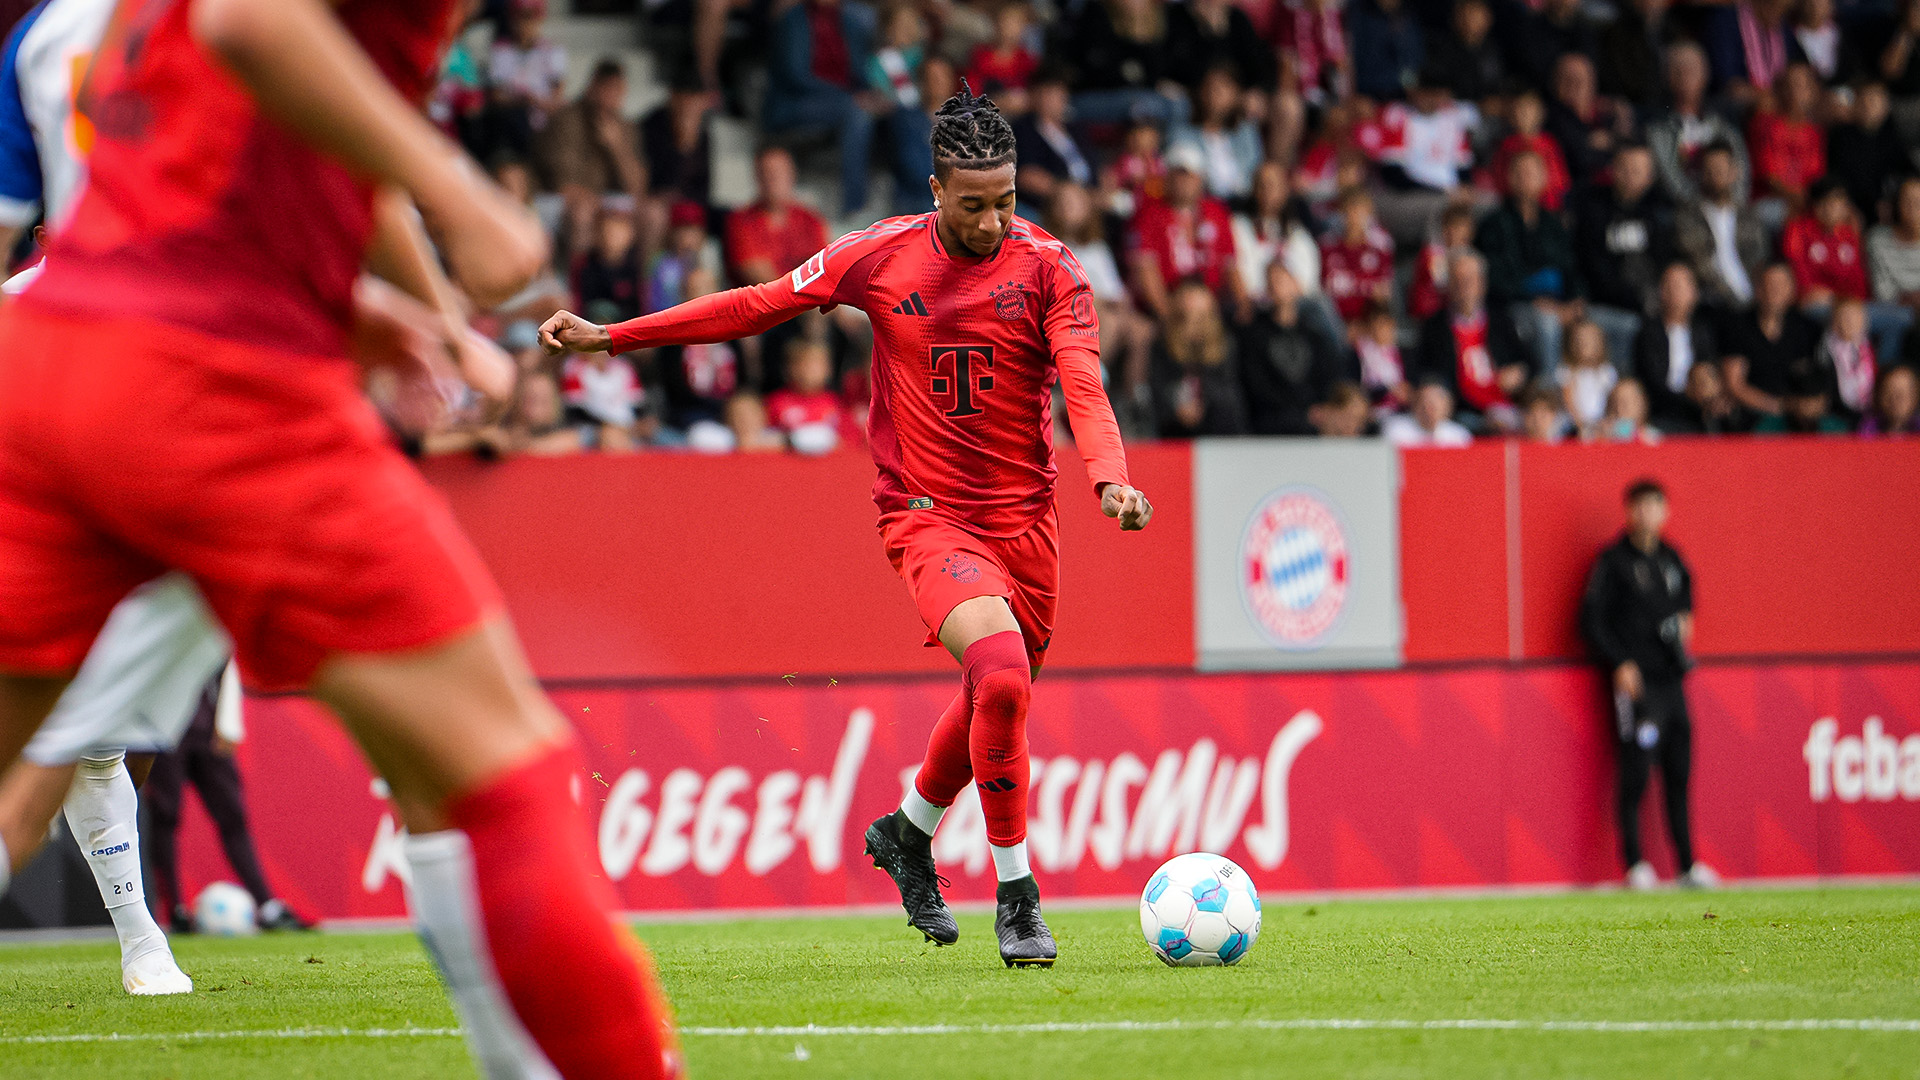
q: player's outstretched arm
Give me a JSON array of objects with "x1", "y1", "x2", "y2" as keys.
[
  {"x1": 541, "y1": 278, "x2": 819, "y2": 356},
  {"x1": 188, "y1": 0, "x2": 545, "y2": 308}
]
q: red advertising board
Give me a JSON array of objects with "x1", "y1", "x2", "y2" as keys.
[{"x1": 176, "y1": 662, "x2": 1920, "y2": 920}]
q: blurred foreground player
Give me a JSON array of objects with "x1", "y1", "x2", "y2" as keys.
[
  {"x1": 0, "y1": 2, "x2": 679, "y2": 1077},
  {"x1": 541, "y1": 82, "x2": 1152, "y2": 967},
  {"x1": 1580, "y1": 479, "x2": 1718, "y2": 891}
]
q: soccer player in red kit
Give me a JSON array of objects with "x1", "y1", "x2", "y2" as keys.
[
  {"x1": 540, "y1": 84, "x2": 1153, "y2": 967},
  {"x1": 0, "y1": 2, "x2": 679, "y2": 1077}
]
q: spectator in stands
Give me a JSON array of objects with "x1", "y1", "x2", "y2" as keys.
[
  {"x1": 1598, "y1": 0, "x2": 1684, "y2": 112},
  {"x1": 726, "y1": 392, "x2": 786, "y2": 452},
  {"x1": 1478, "y1": 149, "x2": 1582, "y2": 373},
  {"x1": 1754, "y1": 356, "x2": 1849, "y2": 432},
  {"x1": 1577, "y1": 143, "x2": 1669, "y2": 365},
  {"x1": 1129, "y1": 143, "x2": 1246, "y2": 321},
  {"x1": 1645, "y1": 43, "x2": 1750, "y2": 208},
  {"x1": 1788, "y1": 178, "x2": 1913, "y2": 359},
  {"x1": 1012, "y1": 73, "x2": 1095, "y2": 204},
  {"x1": 765, "y1": 0, "x2": 913, "y2": 217},
  {"x1": 1501, "y1": 0, "x2": 1597, "y2": 96},
  {"x1": 1233, "y1": 161, "x2": 1325, "y2": 317},
  {"x1": 1546, "y1": 52, "x2": 1634, "y2": 192},
  {"x1": 1166, "y1": 0, "x2": 1275, "y2": 100},
  {"x1": 487, "y1": 0, "x2": 570, "y2": 158},
  {"x1": 1520, "y1": 381, "x2": 1568, "y2": 442},
  {"x1": 1426, "y1": 0, "x2": 1505, "y2": 108},
  {"x1": 1319, "y1": 186, "x2": 1396, "y2": 326},
  {"x1": 726, "y1": 147, "x2": 830, "y2": 287},
  {"x1": 1882, "y1": 0, "x2": 1920, "y2": 98},
  {"x1": 539, "y1": 57, "x2": 649, "y2": 225},
  {"x1": 765, "y1": 339, "x2": 845, "y2": 454},
  {"x1": 641, "y1": 80, "x2": 716, "y2": 208},
  {"x1": 1634, "y1": 262, "x2": 1721, "y2": 431},
  {"x1": 648, "y1": 200, "x2": 719, "y2": 313},
  {"x1": 1110, "y1": 120, "x2": 1168, "y2": 205},
  {"x1": 1382, "y1": 376, "x2": 1472, "y2": 445},
  {"x1": 1062, "y1": 0, "x2": 1181, "y2": 127},
  {"x1": 562, "y1": 349, "x2": 656, "y2": 449},
  {"x1": 1491, "y1": 90, "x2": 1571, "y2": 213},
  {"x1": 1789, "y1": 0, "x2": 1861, "y2": 87},
  {"x1": 1827, "y1": 82, "x2": 1903, "y2": 227},
  {"x1": 1168, "y1": 67, "x2": 1265, "y2": 201},
  {"x1": 574, "y1": 206, "x2": 644, "y2": 324},
  {"x1": 1748, "y1": 64, "x2": 1825, "y2": 224},
  {"x1": 1151, "y1": 279, "x2": 1248, "y2": 436},
  {"x1": 1310, "y1": 381, "x2": 1375, "y2": 437},
  {"x1": 1348, "y1": 0, "x2": 1423, "y2": 101},
  {"x1": 1275, "y1": 0, "x2": 1350, "y2": 109},
  {"x1": 1045, "y1": 184, "x2": 1153, "y2": 434},
  {"x1": 1414, "y1": 249, "x2": 1531, "y2": 431},
  {"x1": 431, "y1": 1, "x2": 489, "y2": 158},
  {"x1": 1360, "y1": 70, "x2": 1475, "y2": 247},
  {"x1": 658, "y1": 267, "x2": 743, "y2": 445},
  {"x1": 1668, "y1": 358, "x2": 1753, "y2": 434},
  {"x1": 1580, "y1": 478, "x2": 1713, "y2": 891},
  {"x1": 1723, "y1": 262, "x2": 1818, "y2": 416},
  {"x1": 1869, "y1": 177, "x2": 1920, "y2": 314},
  {"x1": 1350, "y1": 301, "x2": 1410, "y2": 411},
  {"x1": 1859, "y1": 364, "x2": 1920, "y2": 435},
  {"x1": 1238, "y1": 263, "x2": 1345, "y2": 435},
  {"x1": 1818, "y1": 297, "x2": 1878, "y2": 424},
  {"x1": 1598, "y1": 378, "x2": 1661, "y2": 442},
  {"x1": 966, "y1": 2, "x2": 1040, "y2": 110},
  {"x1": 1703, "y1": 0, "x2": 1791, "y2": 107},
  {"x1": 1560, "y1": 319, "x2": 1618, "y2": 438},
  {"x1": 499, "y1": 370, "x2": 588, "y2": 456},
  {"x1": 1407, "y1": 204, "x2": 1477, "y2": 322},
  {"x1": 1673, "y1": 142, "x2": 1768, "y2": 312}
]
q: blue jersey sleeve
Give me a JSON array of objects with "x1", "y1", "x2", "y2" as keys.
[{"x1": 0, "y1": 2, "x2": 48, "y2": 226}]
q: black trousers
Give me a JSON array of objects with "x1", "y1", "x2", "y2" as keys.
[
  {"x1": 143, "y1": 672, "x2": 274, "y2": 912},
  {"x1": 1615, "y1": 678, "x2": 1695, "y2": 871}
]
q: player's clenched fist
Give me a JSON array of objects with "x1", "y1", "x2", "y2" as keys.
[
  {"x1": 539, "y1": 309, "x2": 613, "y2": 355},
  {"x1": 1100, "y1": 484, "x2": 1153, "y2": 531}
]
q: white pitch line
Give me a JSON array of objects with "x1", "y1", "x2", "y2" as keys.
[{"x1": 4, "y1": 1018, "x2": 1918, "y2": 1046}]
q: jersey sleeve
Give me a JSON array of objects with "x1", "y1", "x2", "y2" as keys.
[
  {"x1": 1043, "y1": 247, "x2": 1130, "y2": 496},
  {"x1": 0, "y1": 11, "x2": 45, "y2": 228},
  {"x1": 608, "y1": 226, "x2": 881, "y2": 353}
]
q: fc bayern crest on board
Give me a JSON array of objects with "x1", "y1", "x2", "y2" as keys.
[{"x1": 1239, "y1": 487, "x2": 1351, "y2": 649}]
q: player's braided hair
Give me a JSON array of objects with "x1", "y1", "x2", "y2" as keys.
[{"x1": 930, "y1": 79, "x2": 1016, "y2": 179}]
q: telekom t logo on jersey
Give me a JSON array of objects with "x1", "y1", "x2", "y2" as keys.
[{"x1": 929, "y1": 345, "x2": 996, "y2": 418}]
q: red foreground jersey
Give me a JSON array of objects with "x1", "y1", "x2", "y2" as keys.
[
  {"x1": 609, "y1": 213, "x2": 1130, "y2": 536},
  {"x1": 26, "y1": 0, "x2": 458, "y2": 356}
]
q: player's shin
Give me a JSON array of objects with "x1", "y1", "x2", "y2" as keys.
[
  {"x1": 404, "y1": 829, "x2": 561, "y2": 1080},
  {"x1": 445, "y1": 744, "x2": 682, "y2": 1080},
  {"x1": 64, "y1": 753, "x2": 190, "y2": 994},
  {"x1": 904, "y1": 691, "x2": 973, "y2": 836},
  {"x1": 964, "y1": 632, "x2": 1033, "y2": 867}
]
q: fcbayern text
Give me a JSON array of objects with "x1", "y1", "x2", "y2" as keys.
[{"x1": 1803, "y1": 718, "x2": 1920, "y2": 803}]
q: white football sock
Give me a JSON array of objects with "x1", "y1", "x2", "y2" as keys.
[
  {"x1": 64, "y1": 755, "x2": 169, "y2": 966},
  {"x1": 990, "y1": 841, "x2": 1032, "y2": 883},
  {"x1": 899, "y1": 787, "x2": 946, "y2": 838},
  {"x1": 404, "y1": 830, "x2": 561, "y2": 1080},
  {"x1": 0, "y1": 832, "x2": 11, "y2": 896}
]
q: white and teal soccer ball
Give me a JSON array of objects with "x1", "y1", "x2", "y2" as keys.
[
  {"x1": 1139, "y1": 852, "x2": 1261, "y2": 967},
  {"x1": 193, "y1": 881, "x2": 258, "y2": 937}
]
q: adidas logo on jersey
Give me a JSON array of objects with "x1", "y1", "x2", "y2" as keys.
[{"x1": 891, "y1": 292, "x2": 930, "y2": 317}]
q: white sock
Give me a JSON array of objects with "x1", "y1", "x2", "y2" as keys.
[
  {"x1": 899, "y1": 787, "x2": 946, "y2": 838},
  {"x1": 990, "y1": 841, "x2": 1032, "y2": 883},
  {"x1": 404, "y1": 830, "x2": 561, "y2": 1080},
  {"x1": 64, "y1": 754, "x2": 168, "y2": 966},
  {"x1": 0, "y1": 832, "x2": 11, "y2": 896}
]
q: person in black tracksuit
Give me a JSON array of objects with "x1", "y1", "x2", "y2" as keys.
[{"x1": 1579, "y1": 478, "x2": 1717, "y2": 889}]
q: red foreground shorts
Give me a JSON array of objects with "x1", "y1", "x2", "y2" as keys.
[
  {"x1": 0, "y1": 304, "x2": 500, "y2": 690},
  {"x1": 879, "y1": 503, "x2": 1059, "y2": 671}
]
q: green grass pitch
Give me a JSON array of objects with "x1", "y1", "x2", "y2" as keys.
[{"x1": 1, "y1": 886, "x2": 1916, "y2": 1079}]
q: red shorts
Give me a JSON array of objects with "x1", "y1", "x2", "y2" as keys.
[
  {"x1": 0, "y1": 304, "x2": 500, "y2": 691},
  {"x1": 879, "y1": 504, "x2": 1059, "y2": 670}
]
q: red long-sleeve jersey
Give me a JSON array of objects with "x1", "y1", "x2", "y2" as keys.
[{"x1": 607, "y1": 213, "x2": 1130, "y2": 536}]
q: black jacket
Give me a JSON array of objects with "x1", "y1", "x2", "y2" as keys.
[
  {"x1": 1631, "y1": 314, "x2": 1718, "y2": 429},
  {"x1": 1580, "y1": 535, "x2": 1694, "y2": 684},
  {"x1": 1238, "y1": 311, "x2": 1346, "y2": 435},
  {"x1": 1575, "y1": 188, "x2": 1672, "y2": 313},
  {"x1": 1150, "y1": 344, "x2": 1248, "y2": 437}
]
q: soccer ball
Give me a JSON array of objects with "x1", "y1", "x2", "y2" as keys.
[
  {"x1": 1139, "y1": 852, "x2": 1261, "y2": 967},
  {"x1": 194, "y1": 881, "x2": 258, "y2": 937}
]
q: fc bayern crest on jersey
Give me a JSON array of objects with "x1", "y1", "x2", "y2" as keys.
[
  {"x1": 990, "y1": 281, "x2": 1028, "y2": 321},
  {"x1": 1239, "y1": 487, "x2": 1351, "y2": 649}
]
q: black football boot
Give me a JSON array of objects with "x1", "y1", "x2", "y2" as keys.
[
  {"x1": 994, "y1": 875, "x2": 1057, "y2": 968},
  {"x1": 863, "y1": 811, "x2": 959, "y2": 945}
]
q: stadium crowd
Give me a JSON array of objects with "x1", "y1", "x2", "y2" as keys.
[{"x1": 409, "y1": 0, "x2": 1920, "y2": 455}]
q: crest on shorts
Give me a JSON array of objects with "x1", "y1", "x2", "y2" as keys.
[
  {"x1": 990, "y1": 281, "x2": 1028, "y2": 321},
  {"x1": 942, "y1": 553, "x2": 983, "y2": 584},
  {"x1": 1239, "y1": 487, "x2": 1350, "y2": 649}
]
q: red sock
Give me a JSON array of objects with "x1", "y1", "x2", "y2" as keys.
[
  {"x1": 914, "y1": 689, "x2": 974, "y2": 807},
  {"x1": 962, "y1": 631, "x2": 1032, "y2": 846},
  {"x1": 447, "y1": 745, "x2": 682, "y2": 1080}
]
